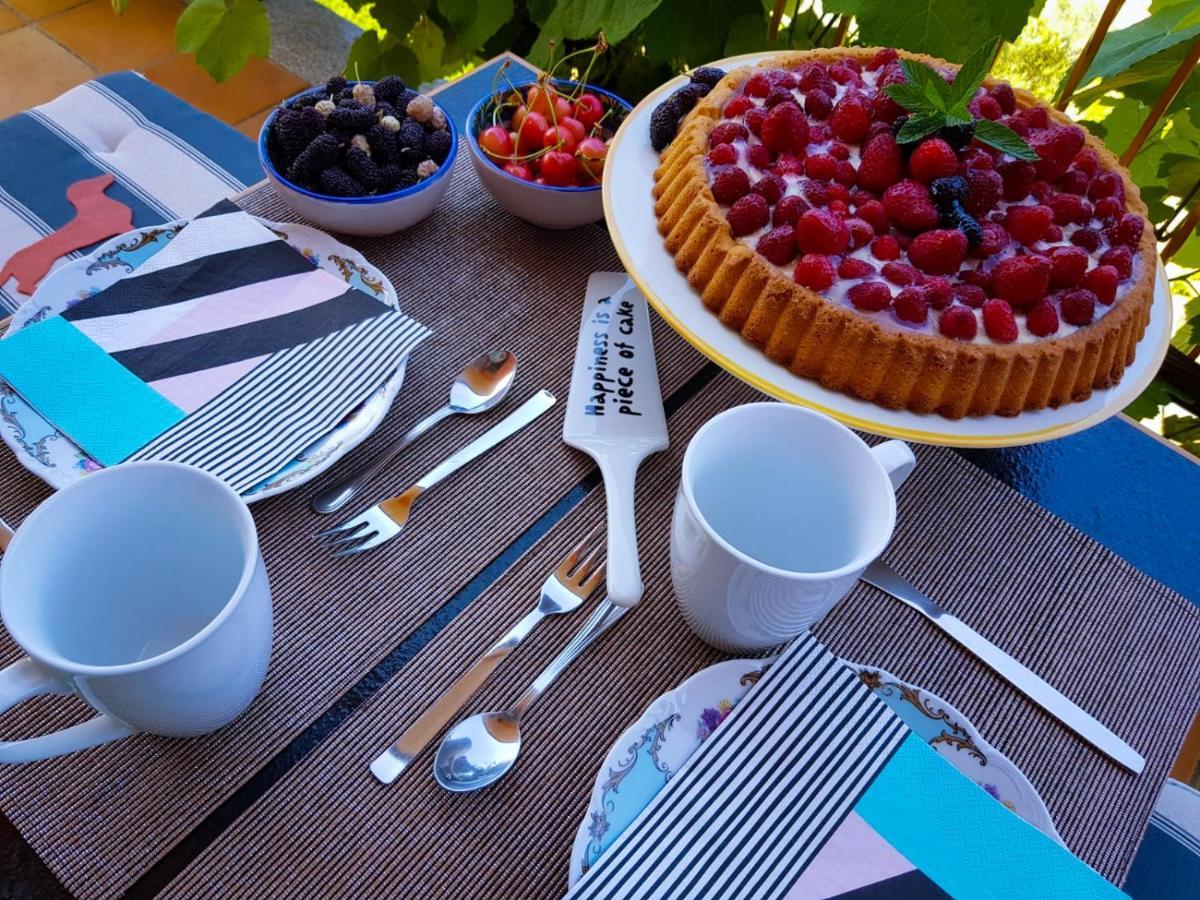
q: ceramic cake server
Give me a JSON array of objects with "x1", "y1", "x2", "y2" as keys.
[{"x1": 563, "y1": 273, "x2": 668, "y2": 607}]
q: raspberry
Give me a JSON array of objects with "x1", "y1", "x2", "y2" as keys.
[
  {"x1": 858, "y1": 133, "x2": 905, "y2": 193},
  {"x1": 992, "y1": 255, "x2": 1051, "y2": 308},
  {"x1": 745, "y1": 72, "x2": 772, "y2": 97},
  {"x1": 999, "y1": 160, "x2": 1037, "y2": 201},
  {"x1": 1005, "y1": 205, "x2": 1054, "y2": 246},
  {"x1": 963, "y1": 168, "x2": 1002, "y2": 218},
  {"x1": 748, "y1": 144, "x2": 773, "y2": 169},
  {"x1": 1071, "y1": 227, "x2": 1101, "y2": 252},
  {"x1": 908, "y1": 229, "x2": 968, "y2": 275},
  {"x1": 797, "y1": 62, "x2": 834, "y2": 94},
  {"x1": 848, "y1": 280, "x2": 892, "y2": 311},
  {"x1": 939, "y1": 304, "x2": 978, "y2": 340},
  {"x1": 764, "y1": 87, "x2": 795, "y2": 108},
  {"x1": 846, "y1": 217, "x2": 875, "y2": 249},
  {"x1": 1048, "y1": 193, "x2": 1089, "y2": 226},
  {"x1": 1074, "y1": 148, "x2": 1101, "y2": 176},
  {"x1": 1044, "y1": 224, "x2": 1063, "y2": 243},
  {"x1": 803, "y1": 178, "x2": 830, "y2": 206},
  {"x1": 952, "y1": 284, "x2": 987, "y2": 308},
  {"x1": 834, "y1": 160, "x2": 857, "y2": 186},
  {"x1": 753, "y1": 173, "x2": 786, "y2": 204},
  {"x1": 795, "y1": 208, "x2": 850, "y2": 254},
  {"x1": 770, "y1": 69, "x2": 798, "y2": 89},
  {"x1": 882, "y1": 180, "x2": 939, "y2": 232},
  {"x1": 1093, "y1": 196, "x2": 1123, "y2": 223},
  {"x1": 762, "y1": 102, "x2": 809, "y2": 155},
  {"x1": 710, "y1": 122, "x2": 749, "y2": 147},
  {"x1": 827, "y1": 182, "x2": 851, "y2": 204},
  {"x1": 867, "y1": 48, "x2": 898, "y2": 70},
  {"x1": 829, "y1": 93, "x2": 871, "y2": 143},
  {"x1": 982, "y1": 299, "x2": 1019, "y2": 342},
  {"x1": 961, "y1": 267, "x2": 992, "y2": 291},
  {"x1": 1026, "y1": 300, "x2": 1060, "y2": 337},
  {"x1": 1057, "y1": 169, "x2": 1089, "y2": 195},
  {"x1": 925, "y1": 277, "x2": 953, "y2": 309},
  {"x1": 892, "y1": 286, "x2": 928, "y2": 324},
  {"x1": 809, "y1": 124, "x2": 830, "y2": 144},
  {"x1": 1020, "y1": 106, "x2": 1050, "y2": 129},
  {"x1": 1100, "y1": 245, "x2": 1133, "y2": 279},
  {"x1": 857, "y1": 199, "x2": 888, "y2": 234},
  {"x1": 724, "y1": 95, "x2": 753, "y2": 118},
  {"x1": 757, "y1": 225, "x2": 797, "y2": 265},
  {"x1": 830, "y1": 64, "x2": 858, "y2": 85},
  {"x1": 707, "y1": 143, "x2": 738, "y2": 166},
  {"x1": 1082, "y1": 265, "x2": 1119, "y2": 304},
  {"x1": 971, "y1": 95, "x2": 1003, "y2": 121},
  {"x1": 774, "y1": 153, "x2": 805, "y2": 176},
  {"x1": 907, "y1": 138, "x2": 958, "y2": 184},
  {"x1": 989, "y1": 83, "x2": 1017, "y2": 114},
  {"x1": 1107, "y1": 213, "x2": 1145, "y2": 248},
  {"x1": 794, "y1": 253, "x2": 835, "y2": 290},
  {"x1": 805, "y1": 154, "x2": 837, "y2": 180},
  {"x1": 838, "y1": 257, "x2": 876, "y2": 278},
  {"x1": 871, "y1": 235, "x2": 901, "y2": 260},
  {"x1": 1060, "y1": 288, "x2": 1097, "y2": 326},
  {"x1": 882, "y1": 261, "x2": 922, "y2": 285},
  {"x1": 745, "y1": 107, "x2": 767, "y2": 136},
  {"x1": 773, "y1": 195, "x2": 809, "y2": 227},
  {"x1": 964, "y1": 147, "x2": 995, "y2": 170},
  {"x1": 1087, "y1": 171, "x2": 1123, "y2": 201},
  {"x1": 973, "y1": 222, "x2": 1008, "y2": 258},
  {"x1": 805, "y1": 89, "x2": 833, "y2": 120},
  {"x1": 726, "y1": 193, "x2": 770, "y2": 236},
  {"x1": 1030, "y1": 125, "x2": 1087, "y2": 166},
  {"x1": 711, "y1": 167, "x2": 751, "y2": 204},
  {"x1": 1049, "y1": 246, "x2": 1089, "y2": 288},
  {"x1": 839, "y1": 55, "x2": 862, "y2": 73}
]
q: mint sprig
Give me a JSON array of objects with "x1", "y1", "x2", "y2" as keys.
[{"x1": 883, "y1": 38, "x2": 1039, "y2": 162}]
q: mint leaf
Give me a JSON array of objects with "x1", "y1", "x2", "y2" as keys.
[
  {"x1": 900, "y1": 58, "x2": 952, "y2": 110},
  {"x1": 884, "y1": 82, "x2": 936, "y2": 114},
  {"x1": 974, "y1": 119, "x2": 1039, "y2": 160},
  {"x1": 949, "y1": 37, "x2": 999, "y2": 105},
  {"x1": 944, "y1": 99, "x2": 974, "y2": 126},
  {"x1": 896, "y1": 113, "x2": 945, "y2": 144}
]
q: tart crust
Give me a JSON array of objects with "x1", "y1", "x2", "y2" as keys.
[{"x1": 652, "y1": 47, "x2": 1157, "y2": 418}]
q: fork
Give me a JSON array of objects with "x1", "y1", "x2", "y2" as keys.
[
  {"x1": 317, "y1": 389, "x2": 556, "y2": 557},
  {"x1": 369, "y1": 525, "x2": 606, "y2": 783}
]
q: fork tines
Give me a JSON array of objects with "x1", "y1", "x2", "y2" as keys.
[
  {"x1": 314, "y1": 506, "x2": 400, "y2": 557},
  {"x1": 556, "y1": 524, "x2": 607, "y2": 598}
]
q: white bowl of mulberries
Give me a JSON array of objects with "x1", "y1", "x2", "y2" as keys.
[{"x1": 259, "y1": 75, "x2": 457, "y2": 237}]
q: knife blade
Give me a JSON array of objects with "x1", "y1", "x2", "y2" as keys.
[{"x1": 862, "y1": 560, "x2": 1145, "y2": 775}]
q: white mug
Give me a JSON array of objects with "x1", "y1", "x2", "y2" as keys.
[
  {"x1": 671, "y1": 403, "x2": 915, "y2": 652},
  {"x1": 0, "y1": 462, "x2": 272, "y2": 762}
]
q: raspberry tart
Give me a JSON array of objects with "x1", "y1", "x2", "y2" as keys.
[{"x1": 652, "y1": 47, "x2": 1156, "y2": 418}]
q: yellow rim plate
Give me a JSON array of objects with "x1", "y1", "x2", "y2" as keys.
[{"x1": 601, "y1": 53, "x2": 1173, "y2": 448}]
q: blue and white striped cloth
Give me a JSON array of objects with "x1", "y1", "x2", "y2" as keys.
[{"x1": 0, "y1": 71, "x2": 263, "y2": 312}]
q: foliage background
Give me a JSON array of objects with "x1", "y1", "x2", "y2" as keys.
[{"x1": 162, "y1": 0, "x2": 1200, "y2": 453}]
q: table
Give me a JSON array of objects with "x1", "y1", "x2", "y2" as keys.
[{"x1": 2, "y1": 55, "x2": 1199, "y2": 899}]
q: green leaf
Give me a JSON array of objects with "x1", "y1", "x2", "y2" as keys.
[
  {"x1": 884, "y1": 82, "x2": 937, "y2": 114},
  {"x1": 345, "y1": 31, "x2": 420, "y2": 82},
  {"x1": 949, "y1": 37, "x2": 999, "y2": 103},
  {"x1": 175, "y1": 0, "x2": 269, "y2": 83},
  {"x1": 408, "y1": 15, "x2": 445, "y2": 80},
  {"x1": 111, "y1": 0, "x2": 132, "y2": 13},
  {"x1": 641, "y1": 0, "x2": 758, "y2": 66},
  {"x1": 973, "y1": 118, "x2": 1038, "y2": 160},
  {"x1": 1124, "y1": 377, "x2": 1174, "y2": 420},
  {"x1": 1080, "y1": 2, "x2": 1200, "y2": 85},
  {"x1": 896, "y1": 113, "x2": 944, "y2": 143},
  {"x1": 724, "y1": 13, "x2": 770, "y2": 56},
  {"x1": 437, "y1": 0, "x2": 511, "y2": 50},
  {"x1": 823, "y1": 0, "x2": 1033, "y2": 63},
  {"x1": 900, "y1": 58, "x2": 951, "y2": 110},
  {"x1": 1159, "y1": 152, "x2": 1200, "y2": 197},
  {"x1": 371, "y1": 0, "x2": 427, "y2": 38}
]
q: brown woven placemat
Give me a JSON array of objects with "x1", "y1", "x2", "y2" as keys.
[
  {"x1": 160, "y1": 373, "x2": 1200, "y2": 898},
  {"x1": 0, "y1": 154, "x2": 711, "y2": 898}
]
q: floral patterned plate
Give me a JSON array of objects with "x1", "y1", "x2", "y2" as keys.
[
  {"x1": 0, "y1": 218, "x2": 406, "y2": 502},
  {"x1": 568, "y1": 656, "x2": 1061, "y2": 886}
]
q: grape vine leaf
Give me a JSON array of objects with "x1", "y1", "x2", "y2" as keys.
[
  {"x1": 1078, "y1": 1, "x2": 1200, "y2": 85},
  {"x1": 531, "y1": 0, "x2": 666, "y2": 65},
  {"x1": 370, "y1": 0, "x2": 427, "y2": 38},
  {"x1": 409, "y1": 16, "x2": 446, "y2": 80},
  {"x1": 175, "y1": 0, "x2": 269, "y2": 83},
  {"x1": 642, "y1": 0, "x2": 761, "y2": 66},
  {"x1": 345, "y1": 31, "x2": 420, "y2": 82},
  {"x1": 437, "y1": 0, "x2": 512, "y2": 51},
  {"x1": 822, "y1": 0, "x2": 1034, "y2": 63}
]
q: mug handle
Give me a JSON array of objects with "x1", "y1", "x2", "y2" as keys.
[
  {"x1": 871, "y1": 440, "x2": 916, "y2": 491},
  {"x1": 0, "y1": 658, "x2": 134, "y2": 763}
]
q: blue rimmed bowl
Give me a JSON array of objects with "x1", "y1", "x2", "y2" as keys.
[
  {"x1": 466, "y1": 80, "x2": 631, "y2": 229},
  {"x1": 259, "y1": 83, "x2": 458, "y2": 237}
]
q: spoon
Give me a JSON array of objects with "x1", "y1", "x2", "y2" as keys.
[
  {"x1": 434, "y1": 600, "x2": 622, "y2": 792},
  {"x1": 311, "y1": 349, "x2": 517, "y2": 515}
]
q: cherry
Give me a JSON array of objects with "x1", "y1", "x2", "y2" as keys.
[
  {"x1": 543, "y1": 125, "x2": 578, "y2": 154},
  {"x1": 559, "y1": 116, "x2": 586, "y2": 143},
  {"x1": 526, "y1": 85, "x2": 559, "y2": 119},
  {"x1": 541, "y1": 150, "x2": 578, "y2": 186},
  {"x1": 573, "y1": 93, "x2": 605, "y2": 130},
  {"x1": 478, "y1": 126, "x2": 514, "y2": 163},
  {"x1": 512, "y1": 105, "x2": 527, "y2": 132},
  {"x1": 503, "y1": 163, "x2": 533, "y2": 181},
  {"x1": 517, "y1": 111, "x2": 549, "y2": 155},
  {"x1": 576, "y1": 136, "x2": 607, "y2": 182}
]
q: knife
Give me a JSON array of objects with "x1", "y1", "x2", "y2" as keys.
[
  {"x1": 862, "y1": 560, "x2": 1145, "y2": 775},
  {"x1": 563, "y1": 274, "x2": 668, "y2": 607}
]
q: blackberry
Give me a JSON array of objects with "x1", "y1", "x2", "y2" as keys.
[
  {"x1": 397, "y1": 118, "x2": 427, "y2": 156},
  {"x1": 326, "y1": 75, "x2": 348, "y2": 95},
  {"x1": 319, "y1": 166, "x2": 366, "y2": 197},
  {"x1": 374, "y1": 75, "x2": 407, "y2": 105},
  {"x1": 939, "y1": 121, "x2": 976, "y2": 151},
  {"x1": 345, "y1": 147, "x2": 382, "y2": 191},
  {"x1": 649, "y1": 96, "x2": 685, "y2": 152},
  {"x1": 271, "y1": 109, "x2": 309, "y2": 164},
  {"x1": 329, "y1": 105, "x2": 377, "y2": 133},
  {"x1": 366, "y1": 123, "x2": 401, "y2": 166},
  {"x1": 929, "y1": 175, "x2": 969, "y2": 208},
  {"x1": 287, "y1": 133, "x2": 339, "y2": 184},
  {"x1": 890, "y1": 114, "x2": 908, "y2": 137},
  {"x1": 941, "y1": 200, "x2": 983, "y2": 246},
  {"x1": 427, "y1": 129, "x2": 452, "y2": 164},
  {"x1": 890, "y1": 114, "x2": 916, "y2": 158},
  {"x1": 673, "y1": 82, "x2": 710, "y2": 111},
  {"x1": 689, "y1": 67, "x2": 725, "y2": 87}
]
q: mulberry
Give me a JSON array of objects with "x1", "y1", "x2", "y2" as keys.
[
  {"x1": 271, "y1": 109, "x2": 310, "y2": 163},
  {"x1": 352, "y1": 83, "x2": 376, "y2": 109},
  {"x1": 329, "y1": 105, "x2": 377, "y2": 133},
  {"x1": 389, "y1": 167, "x2": 420, "y2": 191},
  {"x1": 649, "y1": 96, "x2": 685, "y2": 152},
  {"x1": 396, "y1": 88, "x2": 420, "y2": 111},
  {"x1": 345, "y1": 147, "x2": 382, "y2": 190},
  {"x1": 397, "y1": 118, "x2": 427, "y2": 157},
  {"x1": 326, "y1": 75, "x2": 348, "y2": 95},
  {"x1": 427, "y1": 129, "x2": 452, "y2": 164},
  {"x1": 689, "y1": 67, "x2": 725, "y2": 87},
  {"x1": 288, "y1": 92, "x2": 320, "y2": 110},
  {"x1": 940, "y1": 200, "x2": 984, "y2": 246},
  {"x1": 378, "y1": 115, "x2": 400, "y2": 133},
  {"x1": 429, "y1": 107, "x2": 447, "y2": 131},
  {"x1": 374, "y1": 101, "x2": 397, "y2": 120},
  {"x1": 406, "y1": 94, "x2": 434, "y2": 124},
  {"x1": 367, "y1": 123, "x2": 401, "y2": 165},
  {"x1": 673, "y1": 82, "x2": 710, "y2": 111},
  {"x1": 939, "y1": 122, "x2": 976, "y2": 151},
  {"x1": 319, "y1": 166, "x2": 366, "y2": 197},
  {"x1": 375, "y1": 75, "x2": 407, "y2": 104},
  {"x1": 287, "y1": 133, "x2": 340, "y2": 184},
  {"x1": 298, "y1": 106, "x2": 326, "y2": 146},
  {"x1": 315, "y1": 99, "x2": 336, "y2": 116},
  {"x1": 417, "y1": 159, "x2": 439, "y2": 179}
]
